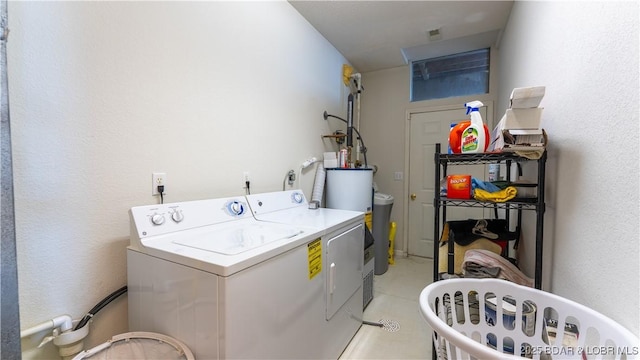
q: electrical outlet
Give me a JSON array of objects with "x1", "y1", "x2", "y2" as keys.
[
  {"x1": 287, "y1": 170, "x2": 296, "y2": 186},
  {"x1": 243, "y1": 171, "x2": 250, "y2": 189},
  {"x1": 152, "y1": 172, "x2": 166, "y2": 195}
]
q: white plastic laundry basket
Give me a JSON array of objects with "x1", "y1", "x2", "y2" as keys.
[
  {"x1": 419, "y1": 279, "x2": 639, "y2": 360},
  {"x1": 71, "y1": 332, "x2": 195, "y2": 360}
]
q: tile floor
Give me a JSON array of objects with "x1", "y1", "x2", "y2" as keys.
[{"x1": 340, "y1": 255, "x2": 435, "y2": 359}]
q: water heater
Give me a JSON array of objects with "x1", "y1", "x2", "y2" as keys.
[{"x1": 325, "y1": 168, "x2": 373, "y2": 230}]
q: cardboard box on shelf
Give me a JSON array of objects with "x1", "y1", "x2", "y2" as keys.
[
  {"x1": 505, "y1": 108, "x2": 543, "y2": 129},
  {"x1": 489, "y1": 115, "x2": 547, "y2": 152},
  {"x1": 489, "y1": 86, "x2": 547, "y2": 153},
  {"x1": 509, "y1": 86, "x2": 545, "y2": 108}
]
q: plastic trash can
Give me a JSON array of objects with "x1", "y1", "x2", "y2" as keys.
[{"x1": 373, "y1": 192, "x2": 394, "y2": 275}]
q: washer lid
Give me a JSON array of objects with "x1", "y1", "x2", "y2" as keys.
[
  {"x1": 72, "y1": 331, "x2": 194, "y2": 360},
  {"x1": 173, "y1": 222, "x2": 303, "y2": 255}
]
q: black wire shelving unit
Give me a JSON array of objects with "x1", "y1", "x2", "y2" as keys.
[{"x1": 433, "y1": 143, "x2": 547, "y2": 290}]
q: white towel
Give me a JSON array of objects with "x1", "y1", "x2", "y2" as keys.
[{"x1": 462, "y1": 249, "x2": 534, "y2": 287}]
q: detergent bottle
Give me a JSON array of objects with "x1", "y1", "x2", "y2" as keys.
[{"x1": 461, "y1": 100, "x2": 487, "y2": 153}]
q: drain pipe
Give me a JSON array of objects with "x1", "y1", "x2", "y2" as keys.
[
  {"x1": 21, "y1": 315, "x2": 90, "y2": 360},
  {"x1": 53, "y1": 321, "x2": 90, "y2": 360},
  {"x1": 20, "y1": 314, "x2": 73, "y2": 338}
]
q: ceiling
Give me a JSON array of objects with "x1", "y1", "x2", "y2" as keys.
[{"x1": 288, "y1": 1, "x2": 514, "y2": 73}]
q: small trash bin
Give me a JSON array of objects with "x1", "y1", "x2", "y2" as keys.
[{"x1": 373, "y1": 192, "x2": 394, "y2": 275}]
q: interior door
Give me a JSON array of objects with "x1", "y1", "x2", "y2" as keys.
[{"x1": 407, "y1": 107, "x2": 488, "y2": 258}]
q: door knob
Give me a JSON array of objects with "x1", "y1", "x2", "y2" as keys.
[{"x1": 410, "y1": 193, "x2": 417, "y2": 201}]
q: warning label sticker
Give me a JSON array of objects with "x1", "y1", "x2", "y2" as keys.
[
  {"x1": 307, "y1": 238, "x2": 322, "y2": 279},
  {"x1": 365, "y1": 211, "x2": 373, "y2": 231}
]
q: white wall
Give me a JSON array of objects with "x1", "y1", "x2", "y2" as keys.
[
  {"x1": 497, "y1": 1, "x2": 639, "y2": 336},
  {"x1": 9, "y1": 2, "x2": 349, "y2": 359},
  {"x1": 357, "y1": 66, "x2": 410, "y2": 245}
]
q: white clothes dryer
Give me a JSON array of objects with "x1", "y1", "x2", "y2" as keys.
[
  {"x1": 127, "y1": 196, "x2": 326, "y2": 359},
  {"x1": 245, "y1": 189, "x2": 365, "y2": 359}
]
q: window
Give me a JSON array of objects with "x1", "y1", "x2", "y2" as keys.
[{"x1": 410, "y1": 48, "x2": 490, "y2": 102}]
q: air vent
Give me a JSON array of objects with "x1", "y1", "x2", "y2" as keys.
[{"x1": 428, "y1": 28, "x2": 442, "y2": 41}]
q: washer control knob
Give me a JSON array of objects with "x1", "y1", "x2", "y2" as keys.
[
  {"x1": 226, "y1": 200, "x2": 245, "y2": 216},
  {"x1": 291, "y1": 192, "x2": 304, "y2": 204},
  {"x1": 171, "y1": 210, "x2": 184, "y2": 223},
  {"x1": 151, "y1": 213, "x2": 165, "y2": 225}
]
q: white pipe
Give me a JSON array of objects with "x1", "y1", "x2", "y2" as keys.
[
  {"x1": 301, "y1": 157, "x2": 317, "y2": 169},
  {"x1": 20, "y1": 314, "x2": 73, "y2": 338},
  {"x1": 53, "y1": 324, "x2": 90, "y2": 360}
]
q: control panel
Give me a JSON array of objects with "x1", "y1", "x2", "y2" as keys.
[
  {"x1": 146, "y1": 204, "x2": 186, "y2": 227},
  {"x1": 130, "y1": 197, "x2": 251, "y2": 239},
  {"x1": 246, "y1": 190, "x2": 308, "y2": 215}
]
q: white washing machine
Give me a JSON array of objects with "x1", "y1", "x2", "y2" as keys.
[
  {"x1": 245, "y1": 189, "x2": 364, "y2": 359},
  {"x1": 127, "y1": 196, "x2": 327, "y2": 359}
]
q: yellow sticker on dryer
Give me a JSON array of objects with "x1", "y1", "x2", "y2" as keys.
[
  {"x1": 307, "y1": 238, "x2": 322, "y2": 279},
  {"x1": 365, "y1": 211, "x2": 373, "y2": 231}
]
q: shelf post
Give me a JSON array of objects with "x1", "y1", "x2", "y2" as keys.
[
  {"x1": 534, "y1": 150, "x2": 547, "y2": 289},
  {"x1": 433, "y1": 144, "x2": 441, "y2": 283}
]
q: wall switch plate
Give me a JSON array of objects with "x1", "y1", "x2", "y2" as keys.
[
  {"x1": 152, "y1": 172, "x2": 166, "y2": 195},
  {"x1": 394, "y1": 171, "x2": 403, "y2": 181}
]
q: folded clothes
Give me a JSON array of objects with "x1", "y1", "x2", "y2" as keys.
[
  {"x1": 464, "y1": 262, "x2": 501, "y2": 278},
  {"x1": 462, "y1": 249, "x2": 533, "y2": 287},
  {"x1": 515, "y1": 149, "x2": 544, "y2": 160},
  {"x1": 471, "y1": 177, "x2": 501, "y2": 193},
  {"x1": 473, "y1": 186, "x2": 517, "y2": 202},
  {"x1": 438, "y1": 237, "x2": 502, "y2": 275}
]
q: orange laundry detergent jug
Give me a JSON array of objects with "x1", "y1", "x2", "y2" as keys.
[{"x1": 448, "y1": 121, "x2": 490, "y2": 153}]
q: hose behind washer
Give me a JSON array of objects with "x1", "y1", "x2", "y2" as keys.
[{"x1": 74, "y1": 285, "x2": 127, "y2": 331}]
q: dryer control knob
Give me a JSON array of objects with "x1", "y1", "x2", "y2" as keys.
[
  {"x1": 151, "y1": 213, "x2": 165, "y2": 225},
  {"x1": 292, "y1": 192, "x2": 304, "y2": 204},
  {"x1": 171, "y1": 210, "x2": 184, "y2": 223}
]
